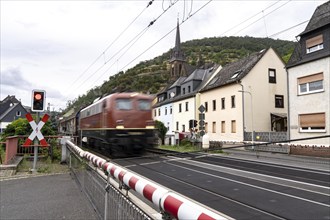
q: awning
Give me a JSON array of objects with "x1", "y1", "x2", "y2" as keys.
[{"x1": 271, "y1": 113, "x2": 287, "y2": 118}]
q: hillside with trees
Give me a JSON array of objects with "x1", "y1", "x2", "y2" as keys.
[{"x1": 64, "y1": 36, "x2": 296, "y2": 112}]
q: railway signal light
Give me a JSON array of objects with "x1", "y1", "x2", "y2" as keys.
[{"x1": 32, "y1": 90, "x2": 46, "y2": 112}]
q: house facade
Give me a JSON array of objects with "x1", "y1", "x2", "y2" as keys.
[
  {"x1": 286, "y1": 1, "x2": 330, "y2": 145},
  {"x1": 154, "y1": 65, "x2": 220, "y2": 145},
  {"x1": 0, "y1": 95, "x2": 29, "y2": 133},
  {"x1": 200, "y1": 47, "x2": 287, "y2": 142}
]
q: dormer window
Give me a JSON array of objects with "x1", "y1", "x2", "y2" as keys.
[{"x1": 306, "y1": 34, "x2": 324, "y2": 54}]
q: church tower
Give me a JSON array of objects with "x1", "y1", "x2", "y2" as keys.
[{"x1": 169, "y1": 19, "x2": 187, "y2": 79}]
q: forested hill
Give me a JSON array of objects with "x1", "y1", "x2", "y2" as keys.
[{"x1": 64, "y1": 36, "x2": 295, "y2": 112}]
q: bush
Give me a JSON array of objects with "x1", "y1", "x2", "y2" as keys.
[{"x1": 180, "y1": 138, "x2": 191, "y2": 147}]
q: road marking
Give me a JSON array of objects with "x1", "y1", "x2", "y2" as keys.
[
  {"x1": 168, "y1": 156, "x2": 330, "y2": 195},
  {"x1": 168, "y1": 160, "x2": 330, "y2": 208}
]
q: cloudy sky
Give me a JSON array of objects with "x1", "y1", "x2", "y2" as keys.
[{"x1": 1, "y1": 0, "x2": 327, "y2": 111}]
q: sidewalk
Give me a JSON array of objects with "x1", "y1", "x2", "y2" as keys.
[
  {"x1": 0, "y1": 173, "x2": 98, "y2": 220},
  {"x1": 219, "y1": 147, "x2": 330, "y2": 171}
]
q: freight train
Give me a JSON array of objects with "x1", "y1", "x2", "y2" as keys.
[{"x1": 77, "y1": 92, "x2": 158, "y2": 157}]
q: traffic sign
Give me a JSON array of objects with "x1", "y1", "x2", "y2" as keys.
[
  {"x1": 199, "y1": 113, "x2": 205, "y2": 120},
  {"x1": 198, "y1": 105, "x2": 205, "y2": 113},
  {"x1": 23, "y1": 113, "x2": 49, "y2": 147}
]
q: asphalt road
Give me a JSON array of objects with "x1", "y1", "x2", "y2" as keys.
[
  {"x1": 0, "y1": 173, "x2": 98, "y2": 220},
  {"x1": 114, "y1": 152, "x2": 330, "y2": 220}
]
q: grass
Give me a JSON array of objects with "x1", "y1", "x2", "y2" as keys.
[
  {"x1": 159, "y1": 143, "x2": 202, "y2": 152},
  {"x1": 17, "y1": 155, "x2": 69, "y2": 174},
  {"x1": 159, "y1": 139, "x2": 224, "y2": 154}
]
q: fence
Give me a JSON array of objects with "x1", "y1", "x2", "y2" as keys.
[
  {"x1": 64, "y1": 139, "x2": 231, "y2": 220},
  {"x1": 66, "y1": 143, "x2": 153, "y2": 220},
  {"x1": 244, "y1": 131, "x2": 287, "y2": 142},
  {"x1": 1, "y1": 135, "x2": 63, "y2": 165}
]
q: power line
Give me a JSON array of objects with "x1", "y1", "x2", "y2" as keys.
[
  {"x1": 268, "y1": 19, "x2": 309, "y2": 38},
  {"x1": 219, "y1": 0, "x2": 282, "y2": 36},
  {"x1": 64, "y1": 0, "x2": 155, "y2": 97},
  {"x1": 64, "y1": 0, "x2": 320, "y2": 105},
  {"x1": 119, "y1": 0, "x2": 214, "y2": 72},
  {"x1": 232, "y1": 0, "x2": 292, "y2": 36},
  {"x1": 86, "y1": 0, "x2": 180, "y2": 89}
]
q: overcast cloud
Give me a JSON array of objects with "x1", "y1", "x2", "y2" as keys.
[{"x1": 1, "y1": 0, "x2": 327, "y2": 111}]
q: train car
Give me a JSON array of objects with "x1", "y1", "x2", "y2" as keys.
[{"x1": 79, "y1": 92, "x2": 158, "y2": 157}]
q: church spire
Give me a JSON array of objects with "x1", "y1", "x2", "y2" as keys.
[{"x1": 170, "y1": 18, "x2": 185, "y2": 62}]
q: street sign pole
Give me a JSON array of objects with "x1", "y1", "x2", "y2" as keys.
[{"x1": 32, "y1": 112, "x2": 39, "y2": 173}]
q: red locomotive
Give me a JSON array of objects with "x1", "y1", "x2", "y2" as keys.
[{"x1": 79, "y1": 92, "x2": 157, "y2": 157}]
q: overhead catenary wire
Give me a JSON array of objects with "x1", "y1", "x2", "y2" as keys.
[
  {"x1": 87, "y1": 0, "x2": 180, "y2": 89},
  {"x1": 219, "y1": 0, "x2": 281, "y2": 36},
  {"x1": 64, "y1": 0, "x2": 319, "y2": 104},
  {"x1": 119, "y1": 0, "x2": 214, "y2": 73},
  {"x1": 65, "y1": 0, "x2": 179, "y2": 99},
  {"x1": 232, "y1": 0, "x2": 292, "y2": 36},
  {"x1": 64, "y1": 0, "x2": 155, "y2": 97}
]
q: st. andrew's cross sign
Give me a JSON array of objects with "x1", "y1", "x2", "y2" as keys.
[{"x1": 23, "y1": 113, "x2": 49, "y2": 147}]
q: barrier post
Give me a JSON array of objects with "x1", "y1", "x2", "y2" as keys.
[{"x1": 60, "y1": 136, "x2": 71, "y2": 163}]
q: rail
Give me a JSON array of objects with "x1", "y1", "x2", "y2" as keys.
[{"x1": 65, "y1": 140, "x2": 232, "y2": 220}]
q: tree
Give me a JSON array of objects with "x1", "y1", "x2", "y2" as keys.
[
  {"x1": 0, "y1": 116, "x2": 56, "y2": 141},
  {"x1": 155, "y1": 120, "x2": 167, "y2": 145}
]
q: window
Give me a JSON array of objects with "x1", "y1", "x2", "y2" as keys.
[
  {"x1": 16, "y1": 111, "x2": 21, "y2": 116},
  {"x1": 205, "y1": 122, "x2": 208, "y2": 133},
  {"x1": 212, "y1": 122, "x2": 216, "y2": 133},
  {"x1": 154, "y1": 109, "x2": 157, "y2": 117},
  {"x1": 179, "y1": 103, "x2": 182, "y2": 112},
  {"x1": 188, "y1": 86, "x2": 191, "y2": 93},
  {"x1": 231, "y1": 120, "x2": 236, "y2": 133},
  {"x1": 182, "y1": 124, "x2": 185, "y2": 132},
  {"x1": 306, "y1": 34, "x2": 323, "y2": 54},
  {"x1": 170, "y1": 106, "x2": 173, "y2": 114},
  {"x1": 221, "y1": 121, "x2": 226, "y2": 133},
  {"x1": 221, "y1": 98, "x2": 225, "y2": 109},
  {"x1": 212, "y1": 100, "x2": 216, "y2": 111},
  {"x1": 275, "y1": 95, "x2": 284, "y2": 108},
  {"x1": 231, "y1": 96, "x2": 235, "y2": 108},
  {"x1": 298, "y1": 73, "x2": 324, "y2": 95},
  {"x1": 138, "y1": 100, "x2": 151, "y2": 110},
  {"x1": 183, "y1": 88, "x2": 186, "y2": 95},
  {"x1": 185, "y1": 102, "x2": 189, "y2": 111},
  {"x1": 116, "y1": 99, "x2": 132, "y2": 110},
  {"x1": 158, "y1": 108, "x2": 161, "y2": 116},
  {"x1": 165, "y1": 107, "x2": 167, "y2": 115},
  {"x1": 176, "y1": 122, "x2": 179, "y2": 131},
  {"x1": 205, "y1": 102, "x2": 208, "y2": 112},
  {"x1": 299, "y1": 113, "x2": 325, "y2": 132},
  {"x1": 269, "y1": 68, "x2": 276, "y2": 83}
]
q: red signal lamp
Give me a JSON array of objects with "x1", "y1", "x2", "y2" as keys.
[{"x1": 31, "y1": 90, "x2": 46, "y2": 112}]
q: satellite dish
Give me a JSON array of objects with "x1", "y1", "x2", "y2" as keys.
[{"x1": 170, "y1": 92, "x2": 175, "y2": 98}]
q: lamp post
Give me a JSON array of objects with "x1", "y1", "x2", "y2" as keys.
[{"x1": 238, "y1": 90, "x2": 254, "y2": 145}]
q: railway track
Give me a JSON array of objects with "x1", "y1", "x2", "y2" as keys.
[{"x1": 113, "y1": 151, "x2": 330, "y2": 219}]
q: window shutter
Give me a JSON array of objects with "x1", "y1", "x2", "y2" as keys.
[
  {"x1": 299, "y1": 113, "x2": 325, "y2": 127},
  {"x1": 298, "y1": 73, "x2": 323, "y2": 84},
  {"x1": 306, "y1": 35, "x2": 323, "y2": 48}
]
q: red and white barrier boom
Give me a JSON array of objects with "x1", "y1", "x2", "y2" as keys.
[{"x1": 66, "y1": 141, "x2": 232, "y2": 220}]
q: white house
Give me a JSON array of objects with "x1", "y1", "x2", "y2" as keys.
[
  {"x1": 200, "y1": 47, "x2": 287, "y2": 142},
  {"x1": 286, "y1": 1, "x2": 330, "y2": 146}
]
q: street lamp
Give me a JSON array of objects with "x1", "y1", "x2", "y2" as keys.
[{"x1": 238, "y1": 90, "x2": 254, "y2": 145}]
